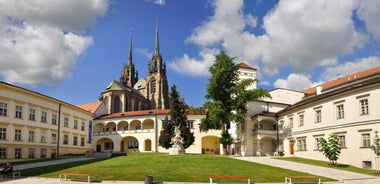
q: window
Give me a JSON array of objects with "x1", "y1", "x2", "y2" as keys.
[
  {"x1": 0, "y1": 148, "x2": 6, "y2": 159},
  {"x1": 52, "y1": 114, "x2": 57, "y2": 125},
  {"x1": 113, "y1": 96, "x2": 121, "y2": 113},
  {"x1": 362, "y1": 133, "x2": 371, "y2": 147},
  {"x1": 315, "y1": 110, "x2": 322, "y2": 123},
  {"x1": 15, "y1": 129, "x2": 22, "y2": 141},
  {"x1": 104, "y1": 142, "x2": 114, "y2": 150},
  {"x1": 188, "y1": 120, "x2": 194, "y2": 129},
  {"x1": 15, "y1": 105, "x2": 22, "y2": 118},
  {"x1": 73, "y1": 120, "x2": 78, "y2": 129},
  {"x1": 29, "y1": 108, "x2": 36, "y2": 121},
  {"x1": 297, "y1": 138, "x2": 307, "y2": 151},
  {"x1": 338, "y1": 135, "x2": 346, "y2": 148},
  {"x1": 0, "y1": 128, "x2": 6, "y2": 140},
  {"x1": 15, "y1": 148, "x2": 22, "y2": 159},
  {"x1": 289, "y1": 117, "x2": 293, "y2": 128},
  {"x1": 28, "y1": 148, "x2": 35, "y2": 158},
  {"x1": 40, "y1": 149, "x2": 47, "y2": 158},
  {"x1": 314, "y1": 137, "x2": 322, "y2": 150},
  {"x1": 29, "y1": 130, "x2": 35, "y2": 142},
  {"x1": 73, "y1": 136, "x2": 78, "y2": 146},
  {"x1": 136, "y1": 125, "x2": 141, "y2": 130},
  {"x1": 63, "y1": 135, "x2": 68, "y2": 145},
  {"x1": 41, "y1": 111, "x2": 47, "y2": 122},
  {"x1": 336, "y1": 104, "x2": 344, "y2": 119},
  {"x1": 41, "y1": 133, "x2": 46, "y2": 143},
  {"x1": 80, "y1": 137, "x2": 85, "y2": 146},
  {"x1": 81, "y1": 122, "x2": 85, "y2": 131},
  {"x1": 128, "y1": 141, "x2": 138, "y2": 149},
  {"x1": 51, "y1": 133, "x2": 57, "y2": 143},
  {"x1": 64, "y1": 117, "x2": 69, "y2": 127},
  {"x1": 299, "y1": 114, "x2": 304, "y2": 127},
  {"x1": 0, "y1": 102, "x2": 7, "y2": 116},
  {"x1": 360, "y1": 99, "x2": 369, "y2": 115},
  {"x1": 151, "y1": 79, "x2": 156, "y2": 93}
]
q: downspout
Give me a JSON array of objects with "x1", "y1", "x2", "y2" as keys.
[{"x1": 154, "y1": 114, "x2": 158, "y2": 152}]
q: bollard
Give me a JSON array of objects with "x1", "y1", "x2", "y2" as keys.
[{"x1": 145, "y1": 175, "x2": 153, "y2": 184}]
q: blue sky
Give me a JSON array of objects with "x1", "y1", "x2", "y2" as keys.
[{"x1": 1, "y1": 0, "x2": 380, "y2": 108}]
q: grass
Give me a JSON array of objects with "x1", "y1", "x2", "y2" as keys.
[
  {"x1": 276, "y1": 157, "x2": 380, "y2": 177},
  {"x1": 19, "y1": 153, "x2": 335, "y2": 183}
]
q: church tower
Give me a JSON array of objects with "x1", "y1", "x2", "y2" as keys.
[
  {"x1": 120, "y1": 30, "x2": 138, "y2": 87},
  {"x1": 146, "y1": 18, "x2": 170, "y2": 109}
]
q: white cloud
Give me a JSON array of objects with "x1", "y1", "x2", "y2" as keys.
[
  {"x1": 144, "y1": 0, "x2": 166, "y2": 6},
  {"x1": 321, "y1": 56, "x2": 380, "y2": 82},
  {"x1": 172, "y1": 0, "x2": 378, "y2": 81},
  {"x1": 168, "y1": 49, "x2": 217, "y2": 77},
  {"x1": 0, "y1": 0, "x2": 108, "y2": 86},
  {"x1": 273, "y1": 73, "x2": 318, "y2": 91},
  {"x1": 357, "y1": 0, "x2": 380, "y2": 42}
]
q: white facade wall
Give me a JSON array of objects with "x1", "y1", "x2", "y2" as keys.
[
  {"x1": 0, "y1": 82, "x2": 94, "y2": 161},
  {"x1": 281, "y1": 84, "x2": 380, "y2": 168}
]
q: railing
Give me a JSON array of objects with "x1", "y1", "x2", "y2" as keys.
[
  {"x1": 93, "y1": 129, "x2": 154, "y2": 136},
  {"x1": 252, "y1": 129, "x2": 277, "y2": 136}
]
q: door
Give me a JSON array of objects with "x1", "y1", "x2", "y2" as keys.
[
  {"x1": 96, "y1": 144, "x2": 101, "y2": 152},
  {"x1": 289, "y1": 143, "x2": 294, "y2": 155}
]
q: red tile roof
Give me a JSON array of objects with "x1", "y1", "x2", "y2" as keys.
[
  {"x1": 77, "y1": 101, "x2": 102, "y2": 113},
  {"x1": 304, "y1": 66, "x2": 380, "y2": 95},
  {"x1": 239, "y1": 62, "x2": 256, "y2": 70},
  {"x1": 97, "y1": 109, "x2": 171, "y2": 119}
]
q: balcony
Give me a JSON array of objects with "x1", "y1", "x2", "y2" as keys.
[{"x1": 252, "y1": 129, "x2": 277, "y2": 137}]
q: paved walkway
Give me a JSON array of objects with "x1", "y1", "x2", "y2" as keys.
[
  {"x1": 234, "y1": 156, "x2": 380, "y2": 184},
  {"x1": 1, "y1": 156, "x2": 379, "y2": 184}
]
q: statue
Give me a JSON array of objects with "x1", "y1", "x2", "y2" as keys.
[{"x1": 169, "y1": 126, "x2": 185, "y2": 155}]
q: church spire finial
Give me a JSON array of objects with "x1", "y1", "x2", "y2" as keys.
[
  {"x1": 155, "y1": 16, "x2": 160, "y2": 55},
  {"x1": 128, "y1": 29, "x2": 133, "y2": 65}
]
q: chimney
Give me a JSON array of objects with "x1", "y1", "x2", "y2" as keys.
[{"x1": 316, "y1": 85, "x2": 323, "y2": 95}]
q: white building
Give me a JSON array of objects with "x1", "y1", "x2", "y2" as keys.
[
  {"x1": 278, "y1": 66, "x2": 380, "y2": 168},
  {"x1": 0, "y1": 81, "x2": 94, "y2": 160}
]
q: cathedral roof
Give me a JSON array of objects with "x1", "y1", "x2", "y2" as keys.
[
  {"x1": 133, "y1": 77, "x2": 146, "y2": 90},
  {"x1": 106, "y1": 80, "x2": 131, "y2": 91}
]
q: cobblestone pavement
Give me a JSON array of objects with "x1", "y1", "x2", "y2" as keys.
[{"x1": 1, "y1": 156, "x2": 380, "y2": 184}]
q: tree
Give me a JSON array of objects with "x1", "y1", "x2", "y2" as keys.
[
  {"x1": 200, "y1": 51, "x2": 271, "y2": 155},
  {"x1": 158, "y1": 85, "x2": 195, "y2": 149},
  {"x1": 318, "y1": 134, "x2": 342, "y2": 166},
  {"x1": 372, "y1": 130, "x2": 380, "y2": 157}
]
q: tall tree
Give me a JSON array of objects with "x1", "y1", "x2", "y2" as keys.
[
  {"x1": 159, "y1": 85, "x2": 195, "y2": 149},
  {"x1": 318, "y1": 134, "x2": 342, "y2": 166},
  {"x1": 200, "y1": 51, "x2": 270, "y2": 155}
]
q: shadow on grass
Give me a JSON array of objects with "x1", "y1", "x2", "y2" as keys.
[{"x1": 19, "y1": 158, "x2": 107, "y2": 177}]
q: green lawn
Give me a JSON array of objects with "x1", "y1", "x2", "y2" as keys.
[
  {"x1": 276, "y1": 157, "x2": 380, "y2": 177},
  {"x1": 19, "y1": 153, "x2": 334, "y2": 183}
]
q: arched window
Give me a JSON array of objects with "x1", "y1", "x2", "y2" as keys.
[
  {"x1": 113, "y1": 96, "x2": 121, "y2": 113},
  {"x1": 151, "y1": 79, "x2": 156, "y2": 93}
]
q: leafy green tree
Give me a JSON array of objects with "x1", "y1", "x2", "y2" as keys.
[
  {"x1": 158, "y1": 85, "x2": 195, "y2": 149},
  {"x1": 200, "y1": 51, "x2": 271, "y2": 155},
  {"x1": 372, "y1": 130, "x2": 380, "y2": 157},
  {"x1": 318, "y1": 134, "x2": 342, "y2": 166}
]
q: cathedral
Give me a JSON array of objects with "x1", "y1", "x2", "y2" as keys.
[{"x1": 98, "y1": 20, "x2": 170, "y2": 114}]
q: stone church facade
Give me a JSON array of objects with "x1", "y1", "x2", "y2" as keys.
[{"x1": 99, "y1": 20, "x2": 170, "y2": 115}]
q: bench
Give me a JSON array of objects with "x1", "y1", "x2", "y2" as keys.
[
  {"x1": 59, "y1": 173, "x2": 94, "y2": 183},
  {"x1": 210, "y1": 175, "x2": 250, "y2": 184},
  {"x1": 285, "y1": 175, "x2": 321, "y2": 184},
  {"x1": 12, "y1": 171, "x2": 21, "y2": 178}
]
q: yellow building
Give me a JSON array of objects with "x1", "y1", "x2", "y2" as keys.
[{"x1": 0, "y1": 81, "x2": 94, "y2": 161}]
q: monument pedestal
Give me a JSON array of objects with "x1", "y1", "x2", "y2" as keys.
[{"x1": 170, "y1": 147, "x2": 185, "y2": 155}]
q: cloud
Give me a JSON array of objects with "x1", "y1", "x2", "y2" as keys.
[
  {"x1": 0, "y1": 0, "x2": 109, "y2": 86},
  {"x1": 273, "y1": 56, "x2": 380, "y2": 91},
  {"x1": 144, "y1": 0, "x2": 166, "y2": 6},
  {"x1": 168, "y1": 49, "x2": 217, "y2": 77},
  {"x1": 273, "y1": 73, "x2": 318, "y2": 91},
  {"x1": 357, "y1": 0, "x2": 380, "y2": 42},
  {"x1": 171, "y1": 0, "x2": 377, "y2": 81},
  {"x1": 321, "y1": 56, "x2": 380, "y2": 82}
]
